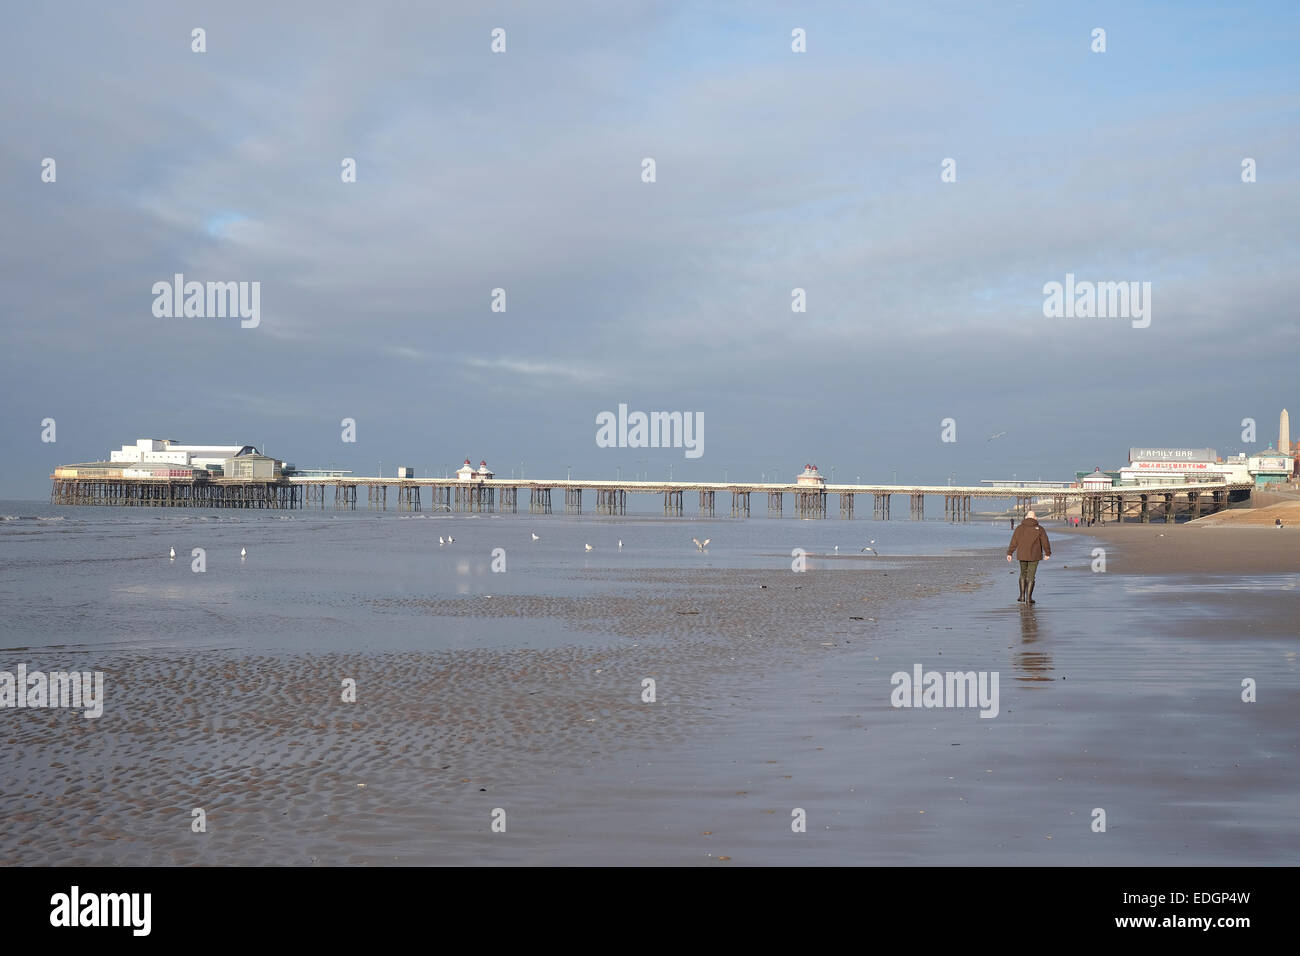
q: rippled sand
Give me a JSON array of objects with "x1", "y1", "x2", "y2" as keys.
[{"x1": 1, "y1": 560, "x2": 978, "y2": 864}]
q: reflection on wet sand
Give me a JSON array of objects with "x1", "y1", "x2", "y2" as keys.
[{"x1": 1015, "y1": 605, "x2": 1054, "y2": 682}]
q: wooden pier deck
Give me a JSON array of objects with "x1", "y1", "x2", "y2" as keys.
[{"x1": 50, "y1": 474, "x2": 1255, "y2": 522}]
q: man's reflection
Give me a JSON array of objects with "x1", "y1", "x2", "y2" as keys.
[{"x1": 1015, "y1": 605, "x2": 1054, "y2": 682}]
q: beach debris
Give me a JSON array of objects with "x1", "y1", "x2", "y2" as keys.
[
  {"x1": 676, "y1": 610, "x2": 700, "y2": 615},
  {"x1": 356, "y1": 783, "x2": 366, "y2": 788},
  {"x1": 849, "y1": 616, "x2": 865, "y2": 620}
]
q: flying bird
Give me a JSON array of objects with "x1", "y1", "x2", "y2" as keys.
[
  {"x1": 987, "y1": 431, "x2": 1008, "y2": 442},
  {"x1": 693, "y1": 538, "x2": 711, "y2": 551},
  {"x1": 861, "y1": 540, "x2": 878, "y2": 555}
]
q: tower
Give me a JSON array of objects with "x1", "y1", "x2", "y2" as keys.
[{"x1": 1281, "y1": 409, "x2": 1291, "y2": 455}]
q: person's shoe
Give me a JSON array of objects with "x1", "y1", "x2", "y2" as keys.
[
  {"x1": 1027, "y1": 583, "x2": 1036, "y2": 604},
  {"x1": 1017, "y1": 581, "x2": 1026, "y2": 602}
]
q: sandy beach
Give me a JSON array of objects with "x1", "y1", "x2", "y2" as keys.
[
  {"x1": 2, "y1": 557, "x2": 986, "y2": 865},
  {"x1": 2, "y1": 505, "x2": 1296, "y2": 866},
  {"x1": 1060, "y1": 499, "x2": 1300, "y2": 574}
]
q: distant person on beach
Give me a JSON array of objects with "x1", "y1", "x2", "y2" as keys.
[
  {"x1": 1010, "y1": 518, "x2": 1014, "y2": 529},
  {"x1": 1277, "y1": 518, "x2": 1284, "y2": 529},
  {"x1": 1006, "y1": 510, "x2": 1051, "y2": 604}
]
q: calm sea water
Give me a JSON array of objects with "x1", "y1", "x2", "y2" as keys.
[{"x1": 1, "y1": 498, "x2": 1032, "y2": 654}]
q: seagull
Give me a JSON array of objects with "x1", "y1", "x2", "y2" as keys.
[
  {"x1": 169, "y1": 546, "x2": 175, "y2": 559},
  {"x1": 240, "y1": 547, "x2": 246, "y2": 558},
  {"x1": 861, "y1": 540, "x2": 878, "y2": 555},
  {"x1": 834, "y1": 545, "x2": 839, "y2": 552},
  {"x1": 439, "y1": 536, "x2": 445, "y2": 546},
  {"x1": 531, "y1": 532, "x2": 540, "y2": 541},
  {"x1": 987, "y1": 430, "x2": 1008, "y2": 442},
  {"x1": 447, "y1": 536, "x2": 454, "y2": 543},
  {"x1": 618, "y1": 540, "x2": 623, "y2": 549},
  {"x1": 693, "y1": 538, "x2": 711, "y2": 551},
  {"x1": 585, "y1": 543, "x2": 593, "y2": 552}
]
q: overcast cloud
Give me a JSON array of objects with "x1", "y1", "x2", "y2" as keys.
[{"x1": 3, "y1": 1, "x2": 1297, "y2": 494}]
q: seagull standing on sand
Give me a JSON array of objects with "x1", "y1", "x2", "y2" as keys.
[
  {"x1": 693, "y1": 538, "x2": 711, "y2": 551},
  {"x1": 585, "y1": 543, "x2": 593, "y2": 552},
  {"x1": 439, "y1": 536, "x2": 445, "y2": 546},
  {"x1": 169, "y1": 546, "x2": 175, "y2": 559},
  {"x1": 447, "y1": 536, "x2": 454, "y2": 543},
  {"x1": 240, "y1": 547, "x2": 246, "y2": 559},
  {"x1": 531, "y1": 532, "x2": 540, "y2": 541},
  {"x1": 861, "y1": 540, "x2": 878, "y2": 555},
  {"x1": 618, "y1": 539, "x2": 622, "y2": 549}
]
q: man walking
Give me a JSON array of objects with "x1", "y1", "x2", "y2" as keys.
[{"x1": 1006, "y1": 510, "x2": 1051, "y2": 604}]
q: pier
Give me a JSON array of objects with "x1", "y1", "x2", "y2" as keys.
[{"x1": 50, "y1": 474, "x2": 1253, "y2": 522}]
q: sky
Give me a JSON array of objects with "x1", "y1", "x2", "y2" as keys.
[{"x1": 2, "y1": 1, "x2": 1298, "y2": 497}]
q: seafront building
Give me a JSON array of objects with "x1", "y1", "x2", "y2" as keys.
[
  {"x1": 54, "y1": 438, "x2": 280, "y2": 480},
  {"x1": 1077, "y1": 443, "x2": 1293, "y2": 490}
]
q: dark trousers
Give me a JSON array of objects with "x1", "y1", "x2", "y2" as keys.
[{"x1": 1018, "y1": 560, "x2": 1039, "y2": 585}]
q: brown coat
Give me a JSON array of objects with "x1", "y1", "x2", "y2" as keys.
[{"x1": 1007, "y1": 517, "x2": 1051, "y2": 561}]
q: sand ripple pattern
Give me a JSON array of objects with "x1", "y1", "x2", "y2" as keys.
[{"x1": 0, "y1": 562, "x2": 976, "y2": 864}]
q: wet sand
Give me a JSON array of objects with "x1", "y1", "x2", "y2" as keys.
[
  {"x1": 1, "y1": 558, "x2": 982, "y2": 865},
  {"x1": 4, "y1": 540, "x2": 1295, "y2": 866}
]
